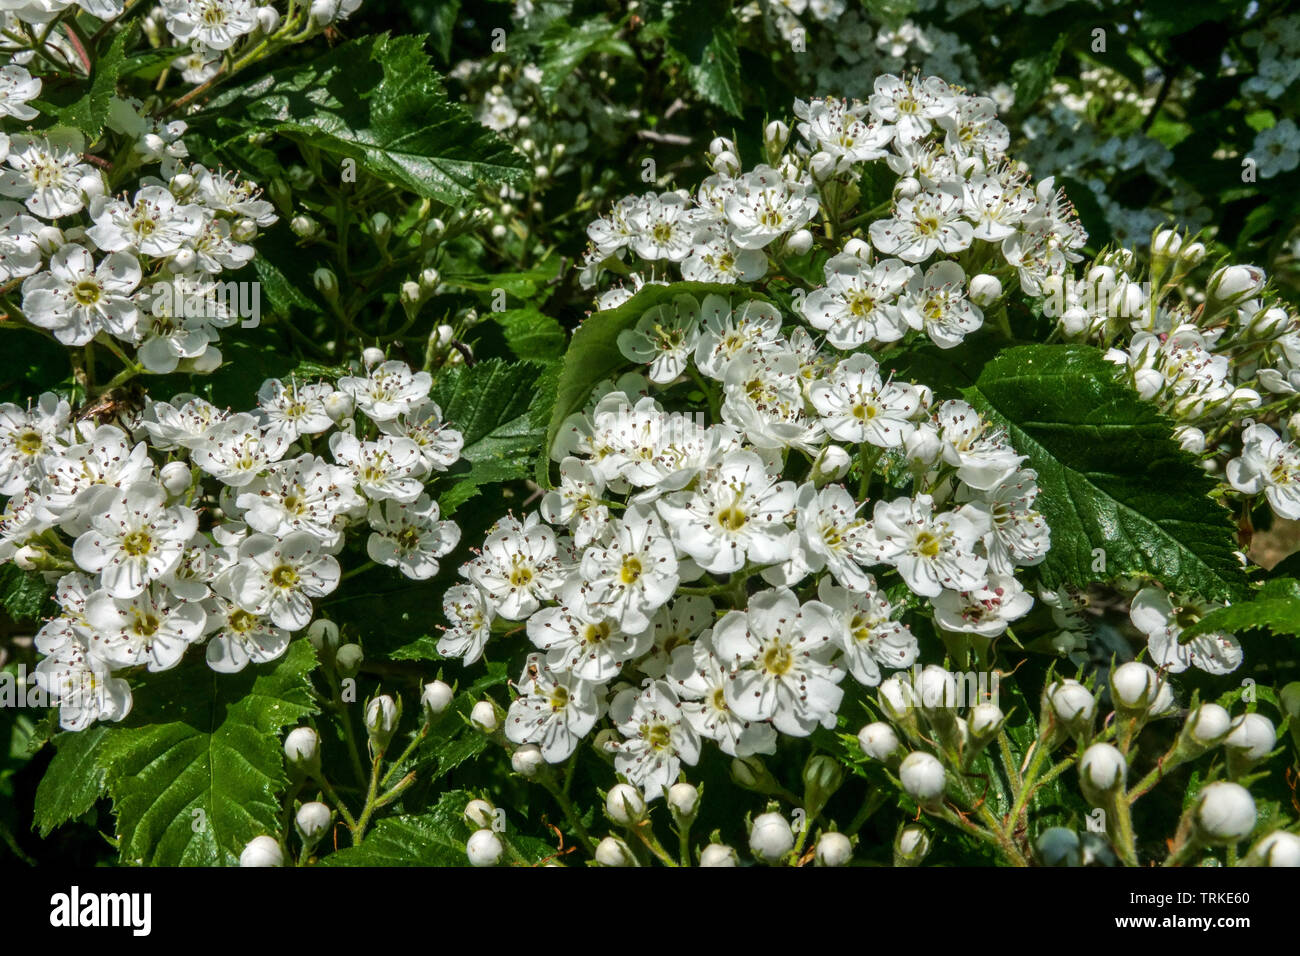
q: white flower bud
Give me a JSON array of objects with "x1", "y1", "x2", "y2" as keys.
[
  {"x1": 13, "y1": 545, "x2": 43, "y2": 570},
  {"x1": 595, "y1": 836, "x2": 637, "y2": 866},
  {"x1": 466, "y1": 829, "x2": 504, "y2": 866},
  {"x1": 899, "y1": 752, "x2": 946, "y2": 805},
  {"x1": 1060, "y1": 305, "x2": 1092, "y2": 336},
  {"x1": 1245, "y1": 830, "x2": 1300, "y2": 867},
  {"x1": 1208, "y1": 264, "x2": 1266, "y2": 304},
  {"x1": 809, "y1": 151, "x2": 836, "y2": 180},
  {"x1": 1173, "y1": 426, "x2": 1205, "y2": 454},
  {"x1": 420, "y1": 679, "x2": 454, "y2": 717},
  {"x1": 360, "y1": 346, "x2": 386, "y2": 368},
  {"x1": 256, "y1": 5, "x2": 281, "y2": 32},
  {"x1": 169, "y1": 172, "x2": 196, "y2": 198},
  {"x1": 842, "y1": 237, "x2": 871, "y2": 259},
  {"x1": 784, "y1": 228, "x2": 813, "y2": 256},
  {"x1": 1078, "y1": 742, "x2": 1127, "y2": 797},
  {"x1": 1111, "y1": 661, "x2": 1160, "y2": 711},
  {"x1": 895, "y1": 176, "x2": 921, "y2": 199},
  {"x1": 708, "y1": 136, "x2": 736, "y2": 157},
  {"x1": 969, "y1": 702, "x2": 1004, "y2": 740},
  {"x1": 857, "y1": 722, "x2": 900, "y2": 761},
  {"x1": 283, "y1": 726, "x2": 321, "y2": 774},
  {"x1": 231, "y1": 217, "x2": 258, "y2": 242},
  {"x1": 419, "y1": 267, "x2": 441, "y2": 291},
  {"x1": 365, "y1": 695, "x2": 398, "y2": 751},
  {"x1": 401, "y1": 281, "x2": 422, "y2": 305},
  {"x1": 878, "y1": 677, "x2": 916, "y2": 720},
  {"x1": 968, "y1": 273, "x2": 1002, "y2": 306},
  {"x1": 1195, "y1": 781, "x2": 1256, "y2": 844},
  {"x1": 1180, "y1": 241, "x2": 1206, "y2": 265},
  {"x1": 815, "y1": 831, "x2": 853, "y2": 867},
  {"x1": 370, "y1": 211, "x2": 391, "y2": 242},
  {"x1": 811, "y1": 444, "x2": 852, "y2": 484},
  {"x1": 313, "y1": 267, "x2": 338, "y2": 299},
  {"x1": 239, "y1": 835, "x2": 284, "y2": 867},
  {"x1": 511, "y1": 744, "x2": 545, "y2": 777},
  {"x1": 666, "y1": 782, "x2": 699, "y2": 819},
  {"x1": 1152, "y1": 229, "x2": 1182, "y2": 259},
  {"x1": 764, "y1": 120, "x2": 790, "y2": 151},
  {"x1": 711, "y1": 150, "x2": 741, "y2": 177},
  {"x1": 1035, "y1": 826, "x2": 1081, "y2": 866},
  {"x1": 307, "y1": 618, "x2": 339, "y2": 654},
  {"x1": 1049, "y1": 679, "x2": 1096, "y2": 733},
  {"x1": 464, "y1": 799, "x2": 496, "y2": 829},
  {"x1": 295, "y1": 801, "x2": 331, "y2": 845},
  {"x1": 1224, "y1": 713, "x2": 1276, "y2": 762},
  {"x1": 606, "y1": 783, "x2": 646, "y2": 825},
  {"x1": 699, "y1": 843, "x2": 738, "y2": 867},
  {"x1": 915, "y1": 665, "x2": 958, "y2": 712},
  {"x1": 749, "y1": 812, "x2": 795, "y2": 863},
  {"x1": 895, "y1": 824, "x2": 932, "y2": 864},
  {"x1": 470, "y1": 700, "x2": 499, "y2": 732},
  {"x1": 289, "y1": 213, "x2": 319, "y2": 238},
  {"x1": 159, "y1": 460, "x2": 191, "y2": 496},
  {"x1": 167, "y1": 247, "x2": 196, "y2": 273},
  {"x1": 323, "y1": 390, "x2": 353, "y2": 422},
  {"x1": 1187, "y1": 702, "x2": 1233, "y2": 746}
]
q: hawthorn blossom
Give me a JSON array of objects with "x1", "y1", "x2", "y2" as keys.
[
  {"x1": 505, "y1": 654, "x2": 605, "y2": 762},
  {"x1": 72, "y1": 482, "x2": 198, "y2": 598},
  {"x1": 606, "y1": 679, "x2": 701, "y2": 800},
  {"x1": 366, "y1": 495, "x2": 460, "y2": 580},
  {"x1": 231, "y1": 531, "x2": 341, "y2": 631}
]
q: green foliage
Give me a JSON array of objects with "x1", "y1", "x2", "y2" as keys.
[{"x1": 1183, "y1": 578, "x2": 1300, "y2": 640}]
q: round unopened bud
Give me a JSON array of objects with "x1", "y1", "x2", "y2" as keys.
[
  {"x1": 1173, "y1": 425, "x2": 1206, "y2": 454},
  {"x1": 231, "y1": 217, "x2": 258, "y2": 242},
  {"x1": 895, "y1": 176, "x2": 921, "y2": 199},
  {"x1": 283, "y1": 726, "x2": 321, "y2": 775},
  {"x1": 239, "y1": 835, "x2": 284, "y2": 867},
  {"x1": 749, "y1": 812, "x2": 795, "y2": 863},
  {"x1": 364, "y1": 695, "x2": 398, "y2": 751},
  {"x1": 334, "y1": 643, "x2": 363, "y2": 678},
  {"x1": 361, "y1": 346, "x2": 385, "y2": 368},
  {"x1": 1079, "y1": 742, "x2": 1127, "y2": 798},
  {"x1": 307, "y1": 618, "x2": 339, "y2": 656},
  {"x1": 667, "y1": 782, "x2": 699, "y2": 819},
  {"x1": 784, "y1": 228, "x2": 813, "y2": 256},
  {"x1": 1195, "y1": 781, "x2": 1256, "y2": 844},
  {"x1": 401, "y1": 280, "x2": 422, "y2": 306},
  {"x1": 895, "y1": 824, "x2": 932, "y2": 865},
  {"x1": 419, "y1": 267, "x2": 441, "y2": 291},
  {"x1": 1035, "y1": 827, "x2": 1081, "y2": 866},
  {"x1": 764, "y1": 120, "x2": 790, "y2": 151},
  {"x1": 369, "y1": 211, "x2": 391, "y2": 242},
  {"x1": 606, "y1": 783, "x2": 646, "y2": 825},
  {"x1": 466, "y1": 829, "x2": 504, "y2": 866},
  {"x1": 899, "y1": 752, "x2": 946, "y2": 806},
  {"x1": 842, "y1": 237, "x2": 871, "y2": 259},
  {"x1": 323, "y1": 390, "x2": 353, "y2": 422},
  {"x1": 904, "y1": 424, "x2": 943, "y2": 467},
  {"x1": 256, "y1": 5, "x2": 281, "y2": 32},
  {"x1": 464, "y1": 799, "x2": 496, "y2": 829},
  {"x1": 1180, "y1": 241, "x2": 1206, "y2": 265},
  {"x1": 1245, "y1": 830, "x2": 1300, "y2": 867},
  {"x1": 699, "y1": 843, "x2": 738, "y2": 867},
  {"x1": 708, "y1": 136, "x2": 736, "y2": 157},
  {"x1": 595, "y1": 836, "x2": 637, "y2": 867},
  {"x1": 470, "y1": 700, "x2": 498, "y2": 733},
  {"x1": 711, "y1": 150, "x2": 740, "y2": 177},
  {"x1": 420, "y1": 679, "x2": 453, "y2": 717},
  {"x1": 811, "y1": 444, "x2": 852, "y2": 485},
  {"x1": 289, "y1": 213, "x2": 319, "y2": 238},
  {"x1": 915, "y1": 665, "x2": 958, "y2": 712},
  {"x1": 1060, "y1": 305, "x2": 1091, "y2": 336},
  {"x1": 809, "y1": 151, "x2": 836, "y2": 180},
  {"x1": 159, "y1": 460, "x2": 192, "y2": 496},
  {"x1": 1224, "y1": 713, "x2": 1276, "y2": 763},
  {"x1": 969, "y1": 702, "x2": 1004, "y2": 740},
  {"x1": 815, "y1": 831, "x2": 852, "y2": 867},
  {"x1": 295, "y1": 801, "x2": 331, "y2": 846},
  {"x1": 878, "y1": 677, "x2": 916, "y2": 721},
  {"x1": 1187, "y1": 702, "x2": 1233, "y2": 746},
  {"x1": 1049, "y1": 679, "x2": 1096, "y2": 733},
  {"x1": 857, "y1": 722, "x2": 900, "y2": 761},
  {"x1": 968, "y1": 273, "x2": 1002, "y2": 307},
  {"x1": 167, "y1": 247, "x2": 196, "y2": 272},
  {"x1": 511, "y1": 744, "x2": 545, "y2": 777},
  {"x1": 803, "y1": 754, "x2": 844, "y2": 809},
  {"x1": 1111, "y1": 661, "x2": 1160, "y2": 712},
  {"x1": 169, "y1": 172, "x2": 196, "y2": 198},
  {"x1": 1208, "y1": 264, "x2": 1266, "y2": 304},
  {"x1": 1152, "y1": 229, "x2": 1182, "y2": 260},
  {"x1": 313, "y1": 267, "x2": 338, "y2": 299}
]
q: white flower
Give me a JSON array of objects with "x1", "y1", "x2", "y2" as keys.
[
  {"x1": 809, "y1": 352, "x2": 918, "y2": 447},
  {"x1": 931, "y1": 574, "x2": 1034, "y2": 637},
  {"x1": 85, "y1": 186, "x2": 205, "y2": 258},
  {"x1": 0, "y1": 391, "x2": 71, "y2": 496},
  {"x1": 639, "y1": 594, "x2": 714, "y2": 679},
  {"x1": 21, "y1": 245, "x2": 141, "y2": 346},
  {"x1": 437, "y1": 582, "x2": 495, "y2": 664},
  {"x1": 366, "y1": 494, "x2": 460, "y2": 580},
  {"x1": 794, "y1": 96, "x2": 892, "y2": 170},
  {"x1": 768, "y1": 482, "x2": 874, "y2": 590},
  {"x1": 629, "y1": 192, "x2": 705, "y2": 262},
  {"x1": 139, "y1": 394, "x2": 229, "y2": 451},
  {"x1": 0, "y1": 134, "x2": 95, "y2": 219},
  {"x1": 899, "y1": 260, "x2": 984, "y2": 348},
  {"x1": 193, "y1": 413, "x2": 290, "y2": 487},
  {"x1": 866, "y1": 494, "x2": 991, "y2": 597},
  {"x1": 37, "y1": 425, "x2": 153, "y2": 524},
  {"x1": 934, "y1": 400, "x2": 1024, "y2": 491},
  {"x1": 869, "y1": 184, "x2": 973, "y2": 262},
  {"x1": 967, "y1": 469, "x2": 1050, "y2": 574},
  {"x1": 236, "y1": 454, "x2": 362, "y2": 546},
  {"x1": 72, "y1": 482, "x2": 198, "y2": 598},
  {"x1": 1252, "y1": 119, "x2": 1300, "y2": 179},
  {"x1": 462, "y1": 513, "x2": 565, "y2": 620},
  {"x1": 693, "y1": 296, "x2": 783, "y2": 380},
  {"x1": 329, "y1": 432, "x2": 427, "y2": 503},
  {"x1": 657, "y1": 450, "x2": 795, "y2": 574},
  {"x1": 681, "y1": 226, "x2": 768, "y2": 283},
  {"x1": 868, "y1": 74, "x2": 954, "y2": 143},
  {"x1": 574, "y1": 504, "x2": 679, "y2": 634},
  {"x1": 0, "y1": 201, "x2": 44, "y2": 282},
  {"x1": 504, "y1": 653, "x2": 605, "y2": 762},
  {"x1": 337, "y1": 360, "x2": 432, "y2": 422},
  {"x1": 723, "y1": 164, "x2": 819, "y2": 250},
  {"x1": 540, "y1": 456, "x2": 609, "y2": 549},
  {"x1": 255, "y1": 378, "x2": 335, "y2": 445},
  {"x1": 802, "y1": 253, "x2": 915, "y2": 348},
  {"x1": 617, "y1": 294, "x2": 702, "y2": 384},
  {"x1": 34, "y1": 643, "x2": 132, "y2": 731},
  {"x1": 666, "y1": 628, "x2": 778, "y2": 758},
  {"x1": 83, "y1": 585, "x2": 207, "y2": 671},
  {"x1": 376, "y1": 401, "x2": 464, "y2": 473},
  {"x1": 161, "y1": 0, "x2": 258, "y2": 51},
  {"x1": 1129, "y1": 587, "x2": 1242, "y2": 675},
  {"x1": 526, "y1": 602, "x2": 649, "y2": 682},
  {"x1": 606, "y1": 679, "x2": 701, "y2": 800},
  {"x1": 713, "y1": 587, "x2": 846, "y2": 736},
  {"x1": 230, "y1": 531, "x2": 341, "y2": 631},
  {"x1": 817, "y1": 576, "x2": 916, "y2": 685},
  {"x1": 202, "y1": 592, "x2": 290, "y2": 672},
  {"x1": 1226, "y1": 423, "x2": 1300, "y2": 519},
  {"x1": 0, "y1": 65, "x2": 41, "y2": 120}
]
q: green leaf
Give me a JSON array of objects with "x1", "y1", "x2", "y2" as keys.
[
  {"x1": 55, "y1": 28, "x2": 132, "y2": 139},
  {"x1": 491, "y1": 307, "x2": 567, "y2": 361},
  {"x1": 964, "y1": 345, "x2": 1246, "y2": 601},
  {"x1": 1011, "y1": 34, "x2": 1066, "y2": 111},
  {"x1": 0, "y1": 563, "x2": 53, "y2": 622},
  {"x1": 33, "y1": 726, "x2": 110, "y2": 838},
  {"x1": 537, "y1": 20, "x2": 634, "y2": 97},
  {"x1": 204, "y1": 34, "x2": 525, "y2": 205},
  {"x1": 97, "y1": 641, "x2": 318, "y2": 866},
  {"x1": 1182, "y1": 578, "x2": 1300, "y2": 640},
  {"x1": 540, "y1": 281, "x2": 766, "y2": 486},
  {"x1": 666, "y1": 0, "x2": 744, "y2": 117},
  {"x1": 320, "y1": 789, "x2": 474, "y2": 866}
]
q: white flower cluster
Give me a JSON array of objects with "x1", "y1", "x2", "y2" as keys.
[
  {"x1": 1, "y1": 92, "x2": 277, "y2": 371},
  {"x1": 442, "y1": 282, "x2": 1050, "y2": 799},
  {"x1": 2, "y1": 354, "x2": 463, "y2": 731},
  {"x1": 581, "y1": 75, "x2": 1087, "y2": 346}
]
